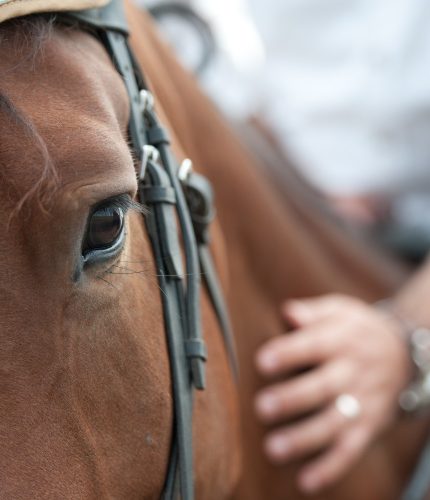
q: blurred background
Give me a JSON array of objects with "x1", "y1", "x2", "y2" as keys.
[{"x1": 135, "y1": 0, "x2": 430, "y2": 262}]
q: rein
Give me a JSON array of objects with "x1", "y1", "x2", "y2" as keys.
[{"x1": 57, "y1": 1, "x2": 237, "y2": 498}]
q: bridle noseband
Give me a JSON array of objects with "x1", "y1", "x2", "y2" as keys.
[{"x1": 60, "y1": 2, "x2": 237, "y2": 498}]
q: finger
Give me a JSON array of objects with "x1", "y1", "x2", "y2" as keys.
[
  {"x1": 298, "y1": 426, "x2": 369, "y2": 494},
  {"x1": 263, "y1": 406, "x2": 346, "y2": 463},
  {"x1": 282, "y1": 295, "x2": 352, "y2": 326},
  {"x1": 255, "y1": 360, "x2": 353, "y2": 422},
  {"x1": 256, "y1": 323, "x2": 338, "y2": 376}
]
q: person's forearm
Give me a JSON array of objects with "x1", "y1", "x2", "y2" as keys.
[{"x1": 392, "y1": 256, "x2": 430, "y2": 326}]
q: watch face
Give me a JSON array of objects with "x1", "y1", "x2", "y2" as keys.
[{"x1": 148, "y1": 4, "x2": 216, "y2": 75}]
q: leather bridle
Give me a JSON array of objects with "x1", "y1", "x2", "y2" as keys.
[{"x1": 59, "y1": 1, "x2": 237, "y2": 499}]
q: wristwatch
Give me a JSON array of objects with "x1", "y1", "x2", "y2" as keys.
[
  {"x1": 399, "y1": 326, "x2": 430, "y2": 413},
  {"x1": 377, "y1": 300, "x2": 430, "y2": 413}
]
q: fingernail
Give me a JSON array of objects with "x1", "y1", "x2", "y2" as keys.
[
  {"x1": 266, "y1": 435, "x2": 290, "y2": 460},
  {"x1": 255, "y1": 393, "x2": 279, "y2": 417},
  {"x1": 299, "y1": 473, "x2": 320, "y2": 493},
  {"x1": 256, "y1": 350, "x2": 278, "y2": 371}
]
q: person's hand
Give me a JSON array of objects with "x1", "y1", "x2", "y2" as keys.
[{"x1": 254, "y1": 295, "x2": 412, "y2": 494}]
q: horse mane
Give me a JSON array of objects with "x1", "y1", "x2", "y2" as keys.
[
  {"x1": 0, "y1": 14, "x2": 55, "y2": 60},
  {"x1": 0, "y1": 15, "x2": 59, "y2": 218}
]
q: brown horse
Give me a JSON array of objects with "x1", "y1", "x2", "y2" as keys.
[
  {"x1": 0, "y1": 10, "x2": 239, "y2": 499},
  {"x1": 0, "y1": 2, "x2": 428, "y2": 499}
]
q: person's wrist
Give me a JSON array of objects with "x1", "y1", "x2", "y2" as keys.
[{"x1": 376, "y1": 299, "x2": 430, "y2": 414}]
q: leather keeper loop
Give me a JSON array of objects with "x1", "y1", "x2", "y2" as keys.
[
  {"x1": 142, "y1": 186, "x2": 176, "y2": 205},
  {"x1": 185, "y1": 339, "x2": 208, "y2": 361}
]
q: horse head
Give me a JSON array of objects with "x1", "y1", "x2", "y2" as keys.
[{"x1": 0, "y1": 13, "x2": 240, "y2": 498}]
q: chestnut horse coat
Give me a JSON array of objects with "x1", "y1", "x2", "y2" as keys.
[
  {"x1": 125, "y1": 4, "x2": 430, "y2": 499},
  {"x1": 0, "y1": 0, "x2": 429, "y2": 498}
]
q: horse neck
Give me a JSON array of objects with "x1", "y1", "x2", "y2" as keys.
[
  {"x1": 127, "y1": 3, "x2": 403, "y2": 304},
  {"x1": 126, "y1": 6, "x2": 421, "y2": 500}
]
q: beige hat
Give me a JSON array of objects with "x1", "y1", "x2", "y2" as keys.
[{"x1": 0, "y1": 0, "x2": 110, "y2": 24}]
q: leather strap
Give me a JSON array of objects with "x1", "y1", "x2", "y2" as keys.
[
  {"x1": 102, "y1": 30, "x2": 148, "y2": 156},
  {"x1": 180, "y1": 170, "x2": 238, "y2": 378},
  {"x1": 141, "y1": 159, "x2": 195, "y2": 499},
  {"x1": 145, "y1": 108, "x2": 207, "y2": 391},
  {"x1": 198, "y1": 245, "x2": 238, "y2": 379}
]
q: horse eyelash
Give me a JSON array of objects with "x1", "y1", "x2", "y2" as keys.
[{"x1": 99, "y1": 193, "x2": 147, "y2": 215}]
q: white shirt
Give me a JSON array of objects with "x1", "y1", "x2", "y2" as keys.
[
  {"x1": 246, "y1": 0, "x2": 430, "y2": 199},
  {"x1": 138, "y1": 0, "x2": 430, "y2": 236}
]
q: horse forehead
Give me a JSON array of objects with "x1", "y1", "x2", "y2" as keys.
[
  {"x1": 0, "y1": 25, "x2": 132, "y2": 188},
  {"x1": 2, "y1": 24, "x2": 129, "y2": 136}
]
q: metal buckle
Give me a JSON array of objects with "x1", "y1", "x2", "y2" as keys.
[
  {"x1": 140, "y1": 89, "x2": 154, "y2": 113},
  {"x1": 140, "y1": 144, "x2": 160, "y2": 180},
  {"x1": 178, "y1": 158, "x2": 193, "y2": 183}
]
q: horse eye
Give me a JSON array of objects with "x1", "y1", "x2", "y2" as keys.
[{"x1": 84, "y1": 205, "x2": 125, "y2": 253}]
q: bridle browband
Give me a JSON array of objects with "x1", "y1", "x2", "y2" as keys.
[{"x1": 59, "y1": 1, "x2": 237, "y2": 498}]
